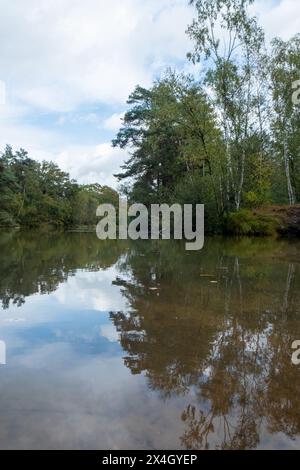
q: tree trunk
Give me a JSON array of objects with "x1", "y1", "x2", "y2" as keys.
[{"x1": 284, "y1": 141, "x2": 295, "y2": 205}]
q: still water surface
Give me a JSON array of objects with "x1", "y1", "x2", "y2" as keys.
[{"x1": 0, "y1": 231, "x2": 300, "y2": 449}]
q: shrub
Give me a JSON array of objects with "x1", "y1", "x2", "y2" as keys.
[{"x1": 225, "y1": 209, "x2": 277, "y2": 236}]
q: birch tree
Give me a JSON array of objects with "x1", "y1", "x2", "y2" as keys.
[
  {"x1": 187, "y1": 0, "x2": 265, "y2": 211},
  {"x1": 270, "y1": 35, "x2": 300, "y2": 205}
]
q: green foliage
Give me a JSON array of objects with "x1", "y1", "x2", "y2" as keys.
[
  {"x1": 71, "y1": 184, "x2": 119, "y2": 227},
  {"x1": 225, "y1": 210, "x2": 277, "y2": 236},
  {"x1": 187, "y1": 0, "x2": 268, "y2": 212},
  {"x1": 1, "y1": 2, "x2": 300, "y2": 235},
  {"x1": 270, "y1": 34, "x2": 300, "y2": 204},
  {"x1": 243, "y1": 151, "x2": 273, "y2": 208},
  {"x1": 0, "y1": 145, "x2": 118, "y2": 228},
  {"x1": 174, "y1": 173, "x2": 221, "y2": 232},
  {"x1": 113, "y1": 72, "x2": 224, "y2": 219},
  {"x1": 111, "y1": 1, "x2": 300, "y2": 233}
]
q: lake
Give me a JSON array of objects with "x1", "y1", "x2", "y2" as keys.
[{"x1": 0, "y1": 230, "x2": 300, "y2": 449}]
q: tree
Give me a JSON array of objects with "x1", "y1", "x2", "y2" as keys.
[
  {"x1": 187, "y1": 0, "x2": 267, "y2": 211},
  {"x1": 72, "y1": 183, "x2": 119, "y2": 226},
  {"x1": 0, "y1": 145, "x2": 20, "y2": 225},
  {"x1": 0, "y1": 146, "x2": 118, "y2": 228},
  {"x1": 270, "y1": 35, "x2": 300, "y2": 205},
  {"x1": 113, "y1": 72, "x2": 223, "y2": 224}
]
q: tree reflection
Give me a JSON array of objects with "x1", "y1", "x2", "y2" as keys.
[
  {"x1": 0, "y1": 230, "x2": 127, "y2": 309},
  {"x1": 110, "y1": 238, "x2": 300, "y2": 449},
  {"x1": 1, "y1": 231, "x2": 300, "y2": 449}
]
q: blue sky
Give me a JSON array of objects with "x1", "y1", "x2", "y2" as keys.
[{"x1": 0, "y1": 0, "x2": 299, "y2": 188}]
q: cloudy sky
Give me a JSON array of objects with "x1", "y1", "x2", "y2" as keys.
[{"x1": 0, "y1": 0, "x2": 299, "y2": 188}]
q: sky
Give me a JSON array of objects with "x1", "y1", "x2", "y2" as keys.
[{"x1": 0, "y1": 0, "x2": 299, "y2": 188}]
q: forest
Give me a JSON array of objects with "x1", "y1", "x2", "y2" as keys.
[
  {"x1": 1, "y1": 0, "x2": 300, "y2": 235},
  {"x1": 0, "y1": 145, "x2": 119, "y2": 228}
]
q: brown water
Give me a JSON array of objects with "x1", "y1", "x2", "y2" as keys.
[{"x1": 0, "y1": 231, "x2": 300, "y2": 449}]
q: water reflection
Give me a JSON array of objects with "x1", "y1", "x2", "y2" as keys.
[
  {"x1": 109, "y1": 239, "x2": 300, "y2": 449},
  {"x1": 0, "y1": 231, "x2": 127, "y2": 310},
  {"x1": 0, "y1": 231, "x2": 300, "y2": 449}
]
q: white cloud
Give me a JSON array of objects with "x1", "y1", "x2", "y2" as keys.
[
  {"x1": 0, "y1": 0, "x2": 194, "y2": 112},
  {"x1": 0, "y1": 104, "x2": 61, "y2": 160},
  {"x1": 0, "y1": 102, "x2": 126, "y2": 186},
  {"x1": 99, "y1": 324, "x2": 119, "y2": 343},
  {"x1": 0, "y1": 80, "x2": 6, "y2": 106},
  {"x1": 0, "y1": 0, "x2": 194, "y2": 186},
  {"x1": 55, "y1": 143, "x2": 127, "y2": 187},
  {"x1": 103, "y1": 113, "x2": 125, "y2": 132},
  {"x1": 253, "y1": 0, "x2": 300, "y2": 42},
  {"x1": 0, "y1": 0, "x2": 299, "y2": 188},
  {"x1": 54, "y1": 269, "x2": 128, "y2": 311}
]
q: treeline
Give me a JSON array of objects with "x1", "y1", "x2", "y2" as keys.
[
  {"x1": 113, "y1": 0, "x2": 300, "y2": 233},
  {"x1": 0, "y1": 145, "x2": 118, "y2": 228},
  {"x1": 1, "y1": 1, "x2": 299, "y2": 234}
]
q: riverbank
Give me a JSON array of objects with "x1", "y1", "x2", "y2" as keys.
[
  {"x1": 225, "y1": 205, "x2": 300, "y2": 238},
  {"x1": 1, "y1": 205, "x2": 300, "y2": 238},
  {"x1": 256, "y1": 205, "x2": 300, "y2": 237}
]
